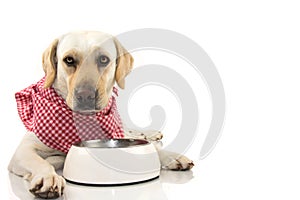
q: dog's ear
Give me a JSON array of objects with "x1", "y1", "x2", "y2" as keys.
[
  {"x1": 42, "y1": 39, "x2": 59, "y2": 88},
  {"x1": 114, "y1": 38, "x2": 134, "y2": 89}
]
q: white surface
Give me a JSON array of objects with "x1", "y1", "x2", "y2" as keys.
[
  {"x1": 8, "y1": 168, "x2": 195, "y2": 200},
  {"x1": 1, "y1": 0, "x2": 300, "y2": 199}
]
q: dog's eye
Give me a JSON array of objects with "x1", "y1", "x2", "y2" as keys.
[
  {"x1": 63, "y1": 56, "x2": 76, "y2": 66},
  {"x1": 98, "y1": 55, "x2": 110, "y2": 66}
]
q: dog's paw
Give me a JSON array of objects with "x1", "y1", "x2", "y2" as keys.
[
  {"x1": 141, "y1": 130, "x2": 163, "y2": 141},
  {"x1": 159, "y1": 151, "x2": 194, "y2": 171},
  {"x1": 126, "y1": 129, "x2": 163, "y2": 141},
  {"x1": 29, "y1": 173, "x2": 65, "y2": 199}
]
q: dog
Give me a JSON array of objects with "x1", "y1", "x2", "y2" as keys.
[{"x1": 8, "y1": 31, "x2": 194, "y2": 199}]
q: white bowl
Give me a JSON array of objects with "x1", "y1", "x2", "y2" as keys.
[{"x1": 63, "y1": 139, "x2": 161, "y2": 185}]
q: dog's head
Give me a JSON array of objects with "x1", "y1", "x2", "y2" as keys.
[{"x1": 42, "y1": 31, "x2": 133, "y2": 113}]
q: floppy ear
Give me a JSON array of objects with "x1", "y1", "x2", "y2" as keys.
[
  {"x1": 114, "y1": 38, "x2": 134, "y2": 89},
  {"x1": 42, "y1": 39, "x2": 59, "y2": 88}
]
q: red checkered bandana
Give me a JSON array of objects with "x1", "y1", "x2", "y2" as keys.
[{"x1": 15, "y1": 77, "x2": 124, "y2": 153}]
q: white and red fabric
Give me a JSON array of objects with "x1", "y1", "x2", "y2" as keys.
[{"x1": 15, "y1": 77, "x2": 124, "y2": 153}]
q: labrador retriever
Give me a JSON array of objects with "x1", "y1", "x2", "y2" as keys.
[{"x1": 8, "y1": 31, "x2": 194, "y2": 199}]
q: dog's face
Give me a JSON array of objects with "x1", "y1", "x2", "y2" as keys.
[{"x1": 42, "y1": 31, "x2": 133, "y2": 113}]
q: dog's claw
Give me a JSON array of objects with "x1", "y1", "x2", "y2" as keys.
[
  {"x1": 31, "y1": 190, "x2": 60, "y2": 199},
  {"x1": 30, "y1": 186, "x2": 62, "y2": 199},
  {"x1": 170, "y1": 160, "x2": 194, "y2": 171}
]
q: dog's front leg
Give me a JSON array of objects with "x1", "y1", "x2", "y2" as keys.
[
  {"x1": 8, "y1": 132, "x2": 65, "y2": 199},
  {"x1": 123, "y1": 129, "x2": 194, "y2": 170}
]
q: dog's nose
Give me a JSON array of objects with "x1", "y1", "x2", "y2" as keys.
[{"x1": 74, "y1": 87, "x2": 97, "y2": 109}]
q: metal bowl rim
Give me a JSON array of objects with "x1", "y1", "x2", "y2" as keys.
[{"x1": 72, "y1": 138, "x2": 151, "y2": 149}]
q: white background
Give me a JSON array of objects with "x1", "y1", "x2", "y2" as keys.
[{"x1": 1, "y1": 0, "x2": 300, "y2": 199}]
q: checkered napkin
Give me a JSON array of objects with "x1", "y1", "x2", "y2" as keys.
[{"x1": 15, "y1": 77, "x2": 124, "y2": 153}]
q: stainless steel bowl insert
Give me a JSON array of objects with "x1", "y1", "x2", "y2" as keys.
[{"x1": 74, "y1": 139, "x2": 149, "y2": 148}]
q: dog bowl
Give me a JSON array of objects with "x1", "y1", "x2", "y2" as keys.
[{"x1": 63, "y1": 139, "x2": 161, "y2": 185}]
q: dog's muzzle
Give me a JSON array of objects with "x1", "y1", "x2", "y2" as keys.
[{"x1": 74, "y1": 86, "x2": 98, "y2": 111}]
